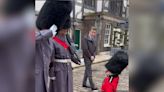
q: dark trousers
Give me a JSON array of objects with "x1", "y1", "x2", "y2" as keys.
[{"x1": 83, "y1": 58, "x2": 95, "y2": 88}]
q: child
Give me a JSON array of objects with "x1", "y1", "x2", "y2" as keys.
[{"x1": 101, "y1": 50, "x2": 128, "y2": 92}]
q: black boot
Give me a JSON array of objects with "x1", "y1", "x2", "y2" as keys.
[
  {"x1": 91, "y1": 87, "x2": 98, "y2": 90},
  {"x1": 88, "y1": 77, "x2": 98, "y2": 90},
  {"x1": 82, "y1": 85, "x2": 91, "y2": 88}
]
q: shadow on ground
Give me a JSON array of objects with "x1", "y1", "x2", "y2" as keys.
[
  {"x1": 117, "y1": 90, "x2": 128, "y2": 92},
  {"x1": 80, "y1": 89, "x2": 128, "y2": 92},
  {"x1": 92, "y1": 69, "x2": 100, "y2": 72}
]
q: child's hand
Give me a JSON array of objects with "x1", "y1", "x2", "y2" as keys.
[{"x1": 105, "y1": 70, "x2": 112, "y2": 76}]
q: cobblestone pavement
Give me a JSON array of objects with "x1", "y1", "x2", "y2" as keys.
[{"x1": 73, "y1": 61, "x2": 129, "y2": 92}]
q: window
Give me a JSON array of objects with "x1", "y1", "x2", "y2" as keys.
[
  {"x1": 108, "y1": 0, "x2": 123, "y2": 17},
  {"x1": 104, "y1": 24, "x2": 111, "y2": 47},
  {"x1": 84, "y1": 0, "x2": 96, "y2": 9},
  {"x1": 104, "y1": 0, "x2": 109, "y2": 8}
]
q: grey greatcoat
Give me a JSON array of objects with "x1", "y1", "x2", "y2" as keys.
[
  {"x1": 35, "y1": 30, "x2": 54, "y2": 92},
  {"x1": 82, "y1": 35, "x2": 97, "y2": 88},
  {"x1": 49, "y1": 35, "x2": 73, "y2": 92}
]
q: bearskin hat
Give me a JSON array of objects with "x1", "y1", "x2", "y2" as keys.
[{"x1": 36, "y1": 0, "x2": 72, "y2": 31}]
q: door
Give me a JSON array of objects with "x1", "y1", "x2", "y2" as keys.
[{"x1": 74, "y1": 30, "x2": 80, "y2": 50}]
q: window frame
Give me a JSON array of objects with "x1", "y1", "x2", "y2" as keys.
[
  {"x1": 104, "y1": 24, "x2": 112, "y2": 47},
  {"x1": 84, "y1": 0, "x2": 96, "y2": 10}
]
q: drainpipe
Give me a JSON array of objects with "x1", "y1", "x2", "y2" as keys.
[
  {"x1": 72, "y1": 0, "x2": 76, "y2": 40},
  {"x1": 95, "y1": 14, "x2": 101, "y2": 54}
]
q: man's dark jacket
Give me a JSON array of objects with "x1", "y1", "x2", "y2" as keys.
[{"x1": 82, "y1": 35, "x2": 97, "y2": 60}]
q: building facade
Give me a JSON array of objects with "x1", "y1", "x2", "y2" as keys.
[{"x1": 35, "y1": 0, "x2": 129, "y2": 54}]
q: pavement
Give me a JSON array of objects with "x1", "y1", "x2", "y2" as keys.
[
  {"x1": 73, "y1": 61, "x2": 129, "y2": 92},
  {"x1": 71, "y1": 52, "x2": 111, "y2": 68},
  {"x1": 72, "y1": 52, "x2": 129, "y2": 92}
]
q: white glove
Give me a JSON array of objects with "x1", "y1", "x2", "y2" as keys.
[
  {"x1": 91, "y1": 56, "x2": 95, "y2": 61},
  {"x1": 49, "y1": 24, "x2": 57, "y2": 36},
  {"x1": 49, "y1": 77, "x2": 56, "y2": 80}
]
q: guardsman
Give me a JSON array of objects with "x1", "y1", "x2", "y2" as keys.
[
  {"x1": 49, "y1": 16, "x2": 81, "y2": 92},
  {"x1": 35, "y1": 0, "x2": 73, "y2": 92}
]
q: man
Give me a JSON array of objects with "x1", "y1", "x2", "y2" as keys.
[{"x1": 82, "y1": 27, "x2": 98, "y2": 90}]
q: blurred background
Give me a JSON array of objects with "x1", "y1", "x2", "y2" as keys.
[
  {"x1": 0, "y1": 0, "x2": 34, "y2": 92},
  {"x1": 129, "y1": 0, "x2": 164, "y2": 92}
]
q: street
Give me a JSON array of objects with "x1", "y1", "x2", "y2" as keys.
[{"x1": 73, "y1": 61, "x2": 129, "y2": 92}]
